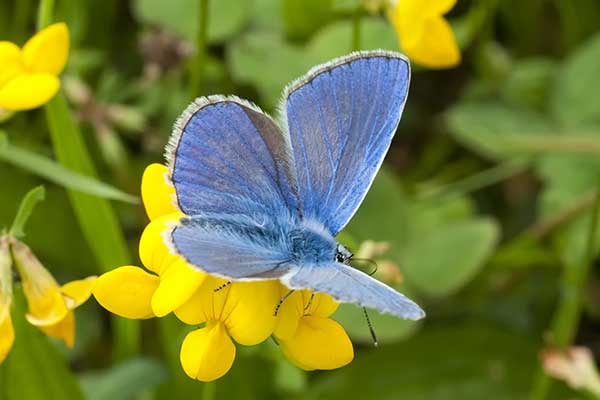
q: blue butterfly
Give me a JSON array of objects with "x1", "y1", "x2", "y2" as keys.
[{"x1": 165, "y1": 50, "x2": 424, "y2": 321}]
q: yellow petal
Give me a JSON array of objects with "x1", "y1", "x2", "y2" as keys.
[
  {"x1": 151, "y1": 259, "x2": 206, "y2": 317},
  {"x1": 180, "y1": 321, "x2": 236, "y2": 382},
  {"x1": 0, "y1": 309, "x2": 14, "y2": 363},
  {"x1": 141, "y1": 163, "x2": 178, "y2": 220},
  {"x1": 22, "y1": 22, "x2": 69, "y2": 75},
  {"x1": 0, "y1": 73, "x2": 59, "y2": 111},
  {"x1": 0, "y1": 42, "x2": 24, "y2": 87},
  {"x1": 139, "y1": 212, "x2": 184, "y2": 275},
  {"x1": 11, "y1": 239, "x2": 69, "y2": 326},
  {"x1": 401, "y1": 16, "x2": 461, "y2": 69},
  {"x1": 280, "y1": 316, "x2": 353, "y2": 371},
  {"x1": 273, "y1": 290, "x2": 303, "y2": 341},
  {"x1": 223, "y1": 280, "x2": 280, "y2": 346},
  {"x1": 274, "y1": 287, "x2": 338, "y2": 341},
  {"x1": 39, "y1": 310, "x2": 75, "y2": 348},
  {"x1": 303, "y1": 291, "x2": 338, "y2": 317},
  {"x1": 61, "y1": 276, "x2": 96, "y2": 309},
  {"x1": 92, "y1": 266, "x2": 159, "y2": 319},
  {"x1": 174, "y1": 275, "x2": 230, "y2": 325}
]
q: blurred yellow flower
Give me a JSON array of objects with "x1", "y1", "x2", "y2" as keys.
[
  {"x1": 93, "y1": 162, "x2": 355, "y2": 380},
  {"x1": 0, "y1": 22, "x2": 69, "y2": 111},
  {"x1": 275, "y1": 288, "x2": 354, "y2": 370},
  {"x1": 0, "y1": 235, "x2": 95, "y2": 363},
  {"x1": 386, "y1": 0, "x2": 461, "y2": 69}
]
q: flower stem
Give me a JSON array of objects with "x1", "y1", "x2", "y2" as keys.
[
  {"x1": 417, "y1": 158, "x2": 529, "y2": 201},
  {"x1": 203, "y1": 381, "x2": 216, "y2": 400},
  {"x1": 190, "y1": 0, "x2": 209, "y2": 97},
  {"x1": 529, "y1": 178, "x2": 600, "y2": 399},
  {"x1": 36, "y1": 0, "x2": 54, "y2": 29}
]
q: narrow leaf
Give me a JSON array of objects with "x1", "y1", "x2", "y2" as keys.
[
  {"x1": 44, "y1": 94, "x2": 139, "y2": 360},
  {"x1": 9, "y1": 186, "x2": 45, "y2": 238},
  {"x1": 0, "y1": 132, "x2": 138, "y2": 204}
]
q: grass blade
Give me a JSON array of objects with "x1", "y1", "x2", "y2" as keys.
[
  {"x1": 44, "y1": 94, "x2": 139, "y2": 360},
  {"x1": 0, "y1": 132, "x2": 138, "y2": 204}
]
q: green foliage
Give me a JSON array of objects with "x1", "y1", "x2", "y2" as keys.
[
  {"x1": 8, "y1": 185, "x2": 45, "y2": 238},
  {"x1": 45, "y1": 94, "x2": 139, "y2": 360},
  {"x1": 80, "y1": 358, "x2": 168, "y2": 400},
  {"x1": 304, "y1": 324, "x2": 540, "y2": 399},
  {"x1": 132, "y1": 0, "x2": 249, "y2": 43},
  {"x1": 0, "y1": 291, "x2": 85, "y2": 400},
  {"x1": 0, "y1": 133, "x2": 138, "y2": 204},
  {"x1": 3, "y1": 0, "x2": 600, "y2": 398},
  {"x1": 401, "y1": 219, "x2": 499, "y2": 297}
]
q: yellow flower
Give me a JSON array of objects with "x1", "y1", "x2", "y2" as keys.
[
  {"x1": 10, "y1": 238, "x2": 95, "y2": 348},
  {"x1": 387, "y1": 0, "x2": 460, "y2": 69},
  {"x1": 274, "y1": 287, "x2": 354, "y2": 370},
  {"x1": 93, "y1": 163, "x2": 206, "y2": 318},
  {"x1": 0, "y1": 235, "x2": 95, "y2": 362},
  {"x1": 0, "y1": 22, "x2": 69, "y2": 111},
  {"x1": 176, "y1": 276, "x2": 280, "y2": 381}
]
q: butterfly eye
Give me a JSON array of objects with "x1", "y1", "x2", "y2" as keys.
[{"x1": 335, "y1": 244, "x2": 353, "y2": 264}]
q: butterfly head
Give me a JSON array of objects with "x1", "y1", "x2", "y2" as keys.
[{"x1": 335, "y1": 244, "x2": 353, "y2": 265}]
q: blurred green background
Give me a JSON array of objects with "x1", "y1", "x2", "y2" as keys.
[{"x1": 2, "y1": 0, "x2": 600, "y2": 399}]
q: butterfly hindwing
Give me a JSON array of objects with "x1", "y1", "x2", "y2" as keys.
[
  {"x1": 171, "y1": 212, "x2": 294, "y2": 280},
  {"x1": 281, "y1": 51, "x2": 410, "y2": 234}
]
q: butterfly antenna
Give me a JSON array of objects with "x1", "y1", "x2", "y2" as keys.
[
  {"x1": 214, "y1": 280, "x2": 232, "y2": 292},
  {"x1": 362, "y1": 307, "x2": 378, "y2": 347},
  {"x1": 273, "y1": 290, "x2": 295, "y2": 316}
]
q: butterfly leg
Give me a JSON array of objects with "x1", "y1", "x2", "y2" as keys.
[
  {"x1": 213, "y1": 280, "x2": 232, "y2": 292},
  {"x1": 273, "y1": 290, "x2": 295, "y2": 316},
  {"x1": 303, "y1": 292, "x2": 316, "y2": 313}
]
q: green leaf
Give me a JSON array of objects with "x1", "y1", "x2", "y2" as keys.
[
  {"x1": 303, "y1": 324, "x2": 540, "y2": 399},
  {"x1": 0, "y1": 133, "x2": 138, "y2": 204},
  {"x1": 228, "y1": 31, "x2": 308, "y2": 110},
  {"x1": 228, "y1": 18, "x2": 397, "y2": 109},
  {"x1": 401, "y1": 219, "x2": 499, "y2": 297},
  {"x1": 132, "y1": 0, "x2": 249, "y2": 43},
  {"x1": 345, "y1": 168, "x2": 410, "y2": 262},
  {"x1": 80, "y1": 358, "x2": 168, "y2": 400},
  {"x1": 551, "y1": 33, "x2": 600, "y2": 130},
  {"x1": 9, "y1": 186, "x2": 45, "y2": 238},
  {"x1": 282, "y1": 0, "x2": 334, "y2": 40},
  {"x1": 0, "y1": 290, "x2": 85, "y2": 400},
  {"x1": 446, "y1": 101, "x2": 556, "y2": 160},
  {"x1": 44, "y1": 94, "x2": 138, "y2": 360},
  {"x1": 501, "y1": 57, "x2": 557, "y2": 111}
]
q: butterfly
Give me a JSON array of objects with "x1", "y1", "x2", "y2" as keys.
[{"x1": 165, "y1": 50, "x2": 424, "y2": 321}]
